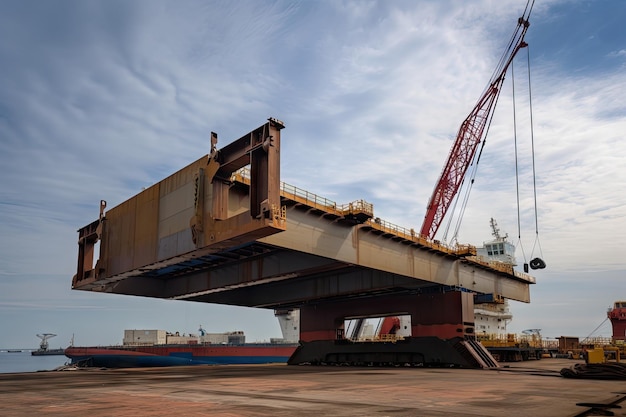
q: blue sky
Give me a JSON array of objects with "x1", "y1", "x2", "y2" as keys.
[{"x1": 1, "y1": 0, "x2": 625, "y2": 349}]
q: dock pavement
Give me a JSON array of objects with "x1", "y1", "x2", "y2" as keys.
[{"x1": 1, "y1": 358, "x2": 625, "y2": 416}]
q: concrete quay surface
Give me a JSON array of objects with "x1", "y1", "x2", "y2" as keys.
[{"x1": 1, "y1": 359, "x2": 625, "y2": 417}]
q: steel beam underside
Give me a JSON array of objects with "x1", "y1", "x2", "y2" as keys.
[
  {"x1": 93, "y1": 204, "x2": 530, "y2": 306},
  {"x1": 261, "y1": 207, "x2": 531, "y2": 303},
  {"x1": 102, "y1": 243, "x2": 441, "y2": 308}
]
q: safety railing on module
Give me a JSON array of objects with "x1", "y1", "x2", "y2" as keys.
[
  {"x1": 231, "y1": 168, "x2": 534, "y2": 282},
  {"x1": 232, "y1": 168, "x2": 373, "y2": 219}
]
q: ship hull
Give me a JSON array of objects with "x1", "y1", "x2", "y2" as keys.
[
  {"x1": 32, "y1": 349, "x2": 66, "y2": 356},
  {"x1": 65, "y1": 344, "x2": 299, "y2": 368}
]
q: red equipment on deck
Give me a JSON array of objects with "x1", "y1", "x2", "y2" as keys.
[{"x1": 609, "y1": 301, "x2": 626, "y2": 342}]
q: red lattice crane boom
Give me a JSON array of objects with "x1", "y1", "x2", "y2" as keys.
[{"x1": 420, "y1": 12, "x2": 531, "y2": 240}]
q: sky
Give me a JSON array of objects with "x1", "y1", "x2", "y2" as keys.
[{"x1": 1, "y1": 0, "x2": 625, "y2": 349}]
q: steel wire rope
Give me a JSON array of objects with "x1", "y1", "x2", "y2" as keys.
[
  {"x1": 526, "y1": 45, "x2": 545, "y2": 267},
  {"x1": 581, "y1": 317, "x2": 609, "y2": 343},
  {"x1": 522, "y1": 0, "x2": 535, "y2": 26},
  {"x1": 445, "y1": 94, "x2": 502, "y2": 244},
  {"x1": 443, "y1": 0, "x2": 535, "y2": 245},
  {"x1": 560, "y1": 362, "x2": 626, "y2": 380},
  {"x1": 482, "y1": 1, "x2": 532, "y2": 105},
  {"x1": 512, "y1": 54, "x2": 529, "y2": 265}
]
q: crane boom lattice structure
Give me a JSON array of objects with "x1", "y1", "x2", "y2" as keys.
[{"x1": 420, "y1": 11, "x2": 532, "y2": 240}]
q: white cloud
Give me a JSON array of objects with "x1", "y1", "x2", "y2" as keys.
[
  {"x1": 607, "y1": 49, "x2": 626, "y2": 58},
  {"x1": 0, "y1": 0, "x2": 624, "y2": 349}
]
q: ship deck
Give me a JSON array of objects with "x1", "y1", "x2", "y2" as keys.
[{"x1": 1, "y1": 359, "x2": 625, "y2": 416}]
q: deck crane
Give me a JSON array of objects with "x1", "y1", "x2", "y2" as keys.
[
  {"x1": 420, "y1": 4, "x2": 533, "y2": 241},
  {"x1": 36, "y1": 333, "x2": 57, "y2": 351}
]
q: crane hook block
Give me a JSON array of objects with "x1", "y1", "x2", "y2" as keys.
[{"x1": 529, "y1": 258, "x2": 546, "y2": 270}]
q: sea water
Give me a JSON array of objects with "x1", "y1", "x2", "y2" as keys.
[{"x1": 0, "y1": 350, "x2": 69, "y2": 374}]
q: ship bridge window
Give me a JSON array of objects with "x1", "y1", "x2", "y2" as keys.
[{"x1": 486, "y1": 244, "x2": 505, "y2": 256}]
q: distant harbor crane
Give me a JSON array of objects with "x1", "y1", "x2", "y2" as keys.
[
  {"x1": 32, "y1": 333, "x2": 66, "y2": 356},
  {"x1": 36, "y1": 333, "x2": 57, "y2": 351}
]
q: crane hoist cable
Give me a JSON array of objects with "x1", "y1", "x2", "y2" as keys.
[
  {"x1": 444, "y1": 103, "x2": 499, "y2": 245},
  {"x1": 526, "y1": 45, "x2": 546, "y2": 269},
  {"x1": 581, "y1": 317, "x2": 609, "y2": 343},
  {"x1": 420, "y1": 0, "x2": 534, "y2": 242},
  {"x1": 512, "y1": 44, "x2": 546, "y2": 271},
  {"x1": 512, "y1": 54, "x2": 527, "y2": 264},
  {"x1": 441, "y1": 0, "x2": 547, "y2": 273}
]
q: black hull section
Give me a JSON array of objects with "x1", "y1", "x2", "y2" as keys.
[
  {"x1": 486, "y1": 346, "x2": 544, "y2": 362},
  {"x1": 288, "y1": 337, "x2": 499, "y2": 368},
  {"x1": 31, "y1": 349, "x2": 66, "y2": 356}
]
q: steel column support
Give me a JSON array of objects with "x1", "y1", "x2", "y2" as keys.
[{"x1": 299, "y1": 291, "x2": 475, "y2": 342}]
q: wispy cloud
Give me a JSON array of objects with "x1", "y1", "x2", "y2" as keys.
[
  {"x1": 608, "y1": 49, "x2": 626, "y2": 58},
  {"x1": 0, "y1": 0, "x2": 624, "y2": 347},
  {"x1": 0, "y1": 301, "x2": 110, "y2": 311}
]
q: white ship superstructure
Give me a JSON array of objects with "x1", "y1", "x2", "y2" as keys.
[
  {"x1": 474, "y1": 219, "x2": 517, "y2": 336},
  {"x1": 273, "y1": 309, "x2": 300, "y2": 343},
  {"x1": 474, "y1": 301, "x2": 513, "y2": 336}
]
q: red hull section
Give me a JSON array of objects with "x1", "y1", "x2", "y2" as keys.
[
  {"x1": 65, "y1": 344, "x2": 298, "y2": 368},
  {"x1": 608, "y1": 301, "x2": 626, "y2": 342}
]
